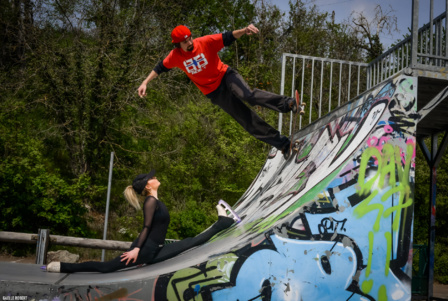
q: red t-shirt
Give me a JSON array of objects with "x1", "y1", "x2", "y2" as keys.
[{"x1": 162, "y1": 34, "x2": 229, "y2": 95}]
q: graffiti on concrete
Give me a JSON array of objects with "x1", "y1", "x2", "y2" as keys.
[
  {"x1": 151, "y1": 75, "x2": 417, "y2": 301},
  {"x1": 3, "y1": 75, "x2": 417, "y2": 301}
]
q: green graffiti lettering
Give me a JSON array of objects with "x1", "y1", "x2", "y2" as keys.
[
  {"x1": 378, "y1": 285, "x2": 388, "y2": 301},
  {"x1": 355, "y1": 142, "x2": 415, "y2": 300},
  {"x1": 378, "y1": 144, "x2": 396, "y2": 189},
  {"x1": 355, "y1": 143, "x2": 414, "y2": 231},
  {"x1": 366, "y1": 231, "x2": 374, "y2": 277},
  {"x1": 361, "y1": 279, "x2": 374, "y2": 294},
  {"x1": 353, "y1": 190, "x2": 382, "y2": 231},
  {"x1": 382, "y1": 183, "x2": 413, "y2": 231},
  {"x1": 357, "y1": 147, "x2": 382, "y2": 196},
  {"x1": 384, "y1": 232, "x2": 391, "y2": 276}
]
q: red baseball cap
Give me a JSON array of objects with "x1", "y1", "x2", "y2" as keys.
[{"x1": 171, "y1": 25, "x2": 191, "y2": 43}]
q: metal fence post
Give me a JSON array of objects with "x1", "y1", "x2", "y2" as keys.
[
  {"x1": 101, "y1": 152, "x2": 114, "y2": 262},
  {"x1": 445, "y1": 0, "x2": 448, "y2": 60},
  {"x1": 411, "y1": 0, "x2": 419, "y2": 68},
  {"x1": 35, "y1": 229, "x2": 50, "y2": 265},
  {"x1": 279, "y1": 54, "x2": 286, "y2": 133}
]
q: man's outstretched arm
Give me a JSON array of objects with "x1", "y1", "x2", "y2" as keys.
[
  {"x1": 138, "y1": 71, "x2": 159, "y2": 98},
  {"x1": 223, "y1": 24, "x2": 259, "y2": 47},
  {"x1": 138, "y1": 60, "x2": 172, "y2": 98},
  {"x1": 232, "y1": 24, "x2": 259, "y2": 39}
]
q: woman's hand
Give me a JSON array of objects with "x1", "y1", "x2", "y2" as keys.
[{"x1": 120, "y1": 247, "x2": 140, "y2": 265}]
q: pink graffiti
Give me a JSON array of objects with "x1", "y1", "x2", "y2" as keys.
[
  {"x1": 365, "y1": 124, "x2": 396, "y2": 165},
  {"x1": 401, "y1": 138, "x2": 416, "y2": 168},
  {"x1": 367, "y1": 136, "x2": 391, "y2": 150},
  {"x1": 367, "y1": 136, "x2": 391, "y2": 164},
  {"x1": 384, "y1": 125, "x2": 394, "y2": 133}
]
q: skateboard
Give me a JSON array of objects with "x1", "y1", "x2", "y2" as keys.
[
  {"x1": 218, "y1": 200, "x2": 241, "y2": 223},
  {"x1": 296, "y1": 90, "x2": 306, "y2": 116},
  {"x1": 288, "y1": 90, "x2": 306, "y2": 155}
]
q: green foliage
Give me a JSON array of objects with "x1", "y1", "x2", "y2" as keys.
[
  {"x1": 414, "y1": 136, "x2": 448, "y2": 284},
  {"x1": 0, "y1": 131, "x2": 97, "y2": 236},
  {"x1": 365, "y1": 34, "x2": 384, "y2": 62},
  {"x1": 114, "y1": 207, "x2": 143, "y2": 242},
  {"x1": 167, "y1": 200, "x2": 216, "y2": 239},
  {"x1": 435, "y1": 242, "x2": 448, "y2": 283}
]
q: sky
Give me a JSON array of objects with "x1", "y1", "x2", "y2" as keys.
[{"x1": 272, "y1": 0, "x2": 447, "y2": 49}]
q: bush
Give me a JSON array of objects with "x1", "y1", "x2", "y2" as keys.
[
  {"x1": 166, "y1": 200, "x2": 216, "y2": 240},
  {"x1": 0, "y1": 135, "x2": 97, "y2": 237},
  {"x1": 435, "y1": 241, "x2": 448, "y2": 284}
]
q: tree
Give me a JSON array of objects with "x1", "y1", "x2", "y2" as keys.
[
  {"x1": 348, "y1": 4, "x2": 399, "y2": 61},
  {"x1": 0, "y1": 0, "x2": 402, "y2": 245}
]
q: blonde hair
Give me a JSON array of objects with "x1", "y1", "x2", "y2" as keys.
[{"x1": 123, "y1": 186, "x2": 145, "y2": 210}]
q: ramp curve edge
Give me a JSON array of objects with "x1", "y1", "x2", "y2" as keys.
[{"x1": 1, "y1": 74, "x2": 417, "y2": 301}]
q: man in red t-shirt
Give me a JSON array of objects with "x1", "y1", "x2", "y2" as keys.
[{"x1": 138, "y1": 24, "x2": 298, "y2": 159}]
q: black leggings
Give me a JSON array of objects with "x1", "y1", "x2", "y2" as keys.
[
  {"x1": 207, "y1": 68, "x2": 292, "y2": 150},
  {"x1": 60, "y1": 216, "x2": 234, "y2": 273}
]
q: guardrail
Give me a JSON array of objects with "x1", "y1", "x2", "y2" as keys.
[
  {"x1": 279, "y1": 54, "x2": 368, "y2": 131},
  {"x1": 369, "y1": 0, "x2": 448, "y2": 88},
  {"x1": 0, "y1": 230, "x2": 178, "y2": 265},
  {"x1": 279, "y1": 0, "x2": 447, "y2": 133},
  {"x1": 367, "y1": 37, "x2": 411, "y2": 88},
  {"x1": 411, "y1": 0, "x2": 448, "y2": 70}
]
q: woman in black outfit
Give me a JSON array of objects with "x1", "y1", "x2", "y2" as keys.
[{"x1": 45, "y1": 169, "x2": 237, "y2": 273}]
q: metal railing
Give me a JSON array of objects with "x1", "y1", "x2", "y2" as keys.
[
  {"x1": 367, "y1": 37, "x2": 412, "y2": 88},
  {"x1": 280, "y1": 0, "x2": 447, "y2": 132},
  {"x1": 369, "y1": 0, "x2": 448, "y2": 88},
  {"x1": 411, "y1": 0, "x2": 448, "y2": 70},
  {"x1": 0, "y1": 230, "x2": 179, "y2": 265},
  {"x1": 279, "y1": 55, "x2": 368, "y2": 132}
]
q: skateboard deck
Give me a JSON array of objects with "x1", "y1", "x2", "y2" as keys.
[
  {"x1": 296, "y1": 90, "x2": 306, "y2": 116},
  {"x1": 288, "y1": 90, "x2": 306, "y2": 156}
]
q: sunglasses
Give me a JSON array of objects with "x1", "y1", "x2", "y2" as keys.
[{"x1": 181, "y1": 36, "x2": 192, "y2": 44}]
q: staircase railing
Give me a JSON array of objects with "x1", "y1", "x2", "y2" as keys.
[
  {"x1": 411, "y1": 0, "x2": 448, "y2": 70},
  {"x1": 280, "y1": 0, "x2": 447, "y2": 132}
]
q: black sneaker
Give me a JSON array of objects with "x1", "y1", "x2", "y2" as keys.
[
  {"x1": 281, "y1": 142, "x2": 291, "y2": 160},
  {"x1": 288, "y1": 98, "x2": 297, "y2": 113}
]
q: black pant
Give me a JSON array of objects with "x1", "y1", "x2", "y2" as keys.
[
  {"x1": 60, "y1": 216, "x2": 234, "y2": 273},
  {"x1": 207, "y1": 68, "x2": 292, "y2": 150},
  {"x1": 151, "y1": 216, "x2": 234, "y2": 263}
]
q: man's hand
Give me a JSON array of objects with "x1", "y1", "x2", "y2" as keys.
[
  {"x1": 120, "y1": 248, "x2": 140, "y2": 265},
  {"x1": 138, "y1": 83, "x2": 147, "y2": 98},
  {"x1": 233, "y1": 24, "x2": 259, "y2": 39},
  {"x1": 138, "y1": 71, "x2": 159, "y2": 98},
  {"x1": 245, "y1": 24, "x2": 259, "y2": 35}
]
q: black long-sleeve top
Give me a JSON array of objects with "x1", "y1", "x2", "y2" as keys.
[{"x1": 134, "y1": 196, "x2": 170, "y2": 248}]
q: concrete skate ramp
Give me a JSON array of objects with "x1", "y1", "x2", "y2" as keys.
[{"x1": 1, "y1": 74, "x2": 418, "y2": 301}]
